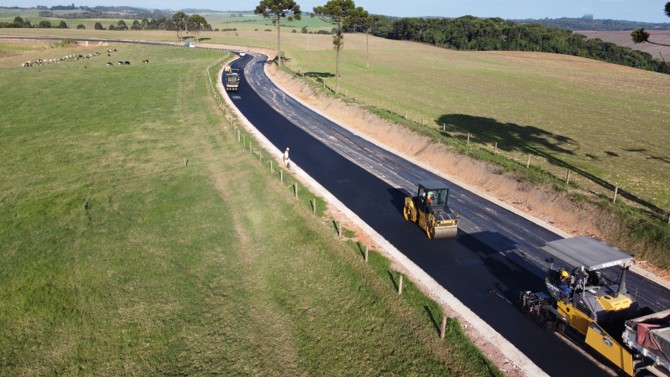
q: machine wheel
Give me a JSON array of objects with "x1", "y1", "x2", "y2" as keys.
[
  {"x1": 403, "y1": 206, "x2": 411, "y2": 221},
  {"x1": 555, "y1": 320, "x2": 566, "y2": 334},
  {"x1": 426, "y1": 222, "x2": 435, "y2": 239}
]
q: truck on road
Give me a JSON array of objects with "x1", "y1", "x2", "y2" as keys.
[{"x1": 223, "y1": 65, "x2": 240, "y2": 92}]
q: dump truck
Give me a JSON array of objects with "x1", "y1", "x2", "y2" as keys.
[
  {"x1": 223, "y1": 65, "x2": 240, "y2": 92},
  {"x1": 519, "y1": 236, "x2": 670, "y2": 377},
  {"x1": 402, "y1": 180, "x2": 459, "y2": 239}
]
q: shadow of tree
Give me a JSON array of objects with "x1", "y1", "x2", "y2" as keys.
[
  {"x1": 437, "y1": 114, "x2": 665, "y2": 216},
  {"x1": 437, "y1": 114, "x2": 577, "y2": 156},
  {"x1": 303, "y1": 72, "x2": 335, "y2": 80}
]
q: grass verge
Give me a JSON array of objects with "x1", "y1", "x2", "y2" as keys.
[{"x1": 0, "y1": 40, "x2": 501, "y2": 376}]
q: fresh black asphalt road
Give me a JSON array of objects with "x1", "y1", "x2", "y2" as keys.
[{"x1": 227, "y1": 53, "x2": 669, "y2": 377}]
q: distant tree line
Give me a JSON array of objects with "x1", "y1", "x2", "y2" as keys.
[
  {"x1": 0, "y1": 13, "x2": 211, "y2": 34},
  {"x1": 0, "y1": 16, "x2": 69, "y2": 29},
  {"x1": 515, "y1": 16, "x2": 670, "y2": 31},
  {"x1": 366, "y1": 16, "x2": 670, "y2": 74}
]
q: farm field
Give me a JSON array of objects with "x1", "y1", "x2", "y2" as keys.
[
  {"x1": 4, "y1": 23, "x2": 668, "y2": 214},
  {"x1": 0, "y1": 40, "x2": 500, "y2": 376},
  {"x1": 576, "y1": 29, "x2": 670, "y2": 58}
]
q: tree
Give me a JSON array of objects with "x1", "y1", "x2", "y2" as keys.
[
  {"x1": 38, "y1": 20, "x2": 51, "y2": 28},
  {"x1": 187, "y1": 14, "x2": 209, "y2": 41},
  {"x1": 255, "y1": 0, "x2": 301, "y2": 66},
  {"x1": 58, "y1": 20, "x2": 68, "y2": 29},
  {"x1": 313, "y1": 0, "x2": 368, "y2": 93},
  {"x1": 12, "y1": 16, "x2": 26, "y2": 28},
  {"x1": 131, "y1": 20, "x2": 141, "y2": 30},
  {"x1": 631, "y1": 2, "x2": 670, "y2": 47},
  {"x1": 357, "y1": 13, "x2": 372, "y2": 68},
  {"x1": 116, "y1": 20, "x2": 128, "y2": 30},
  {"x1": 77, "y1": 24, "x2": 85, "y2": 29},
  {"x1": 94, "y1": 22, "x2": 104, "y2": 30},
  {"x1": 172, "y1": 11, "x2": 189, "y2": 40}
]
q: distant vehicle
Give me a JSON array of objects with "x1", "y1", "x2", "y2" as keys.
[
  {"x1": 184, "y1": 42, "x2": 195, "y2": 48},
  {"x1": 223, "y1": 65, "x2": 240, "y2": 92},
  {"x1": 239, "y1": 51, "x2": 246, "y2": 57}
]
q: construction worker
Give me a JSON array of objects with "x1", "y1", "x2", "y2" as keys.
[
  {"x1": 559, "y1": 269, "x2": 572, "y2": 295},
  {"x1": 283, "y1": 147, "x2": 290, "y2": 167}
]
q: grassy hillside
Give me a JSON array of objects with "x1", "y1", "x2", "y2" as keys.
[
  {"x1": 0, "y1": 7, "x2": 332, "y2": 32},
  {"x1": 0, "y1": 40, "x2": 500, "y2": 376}
]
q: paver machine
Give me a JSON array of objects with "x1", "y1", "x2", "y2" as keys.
[
  {"x1": 520, "y1": 236, "x2": 670, "y2": 376},
  {"x1": 402, "y1": 180, "x2": 459, "y2": 239}
]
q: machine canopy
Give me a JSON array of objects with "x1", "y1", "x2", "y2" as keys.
[{"x1": 542, "y1": 236, "x2": 633, "y2": 271}]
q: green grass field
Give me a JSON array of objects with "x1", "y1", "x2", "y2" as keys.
[{"x1": 0, "y1": 39, "x2": 500, "y2": 376}]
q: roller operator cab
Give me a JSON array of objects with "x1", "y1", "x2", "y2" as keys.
[
  {"x1": 520, "y1": 237, "x2": 670, "y2": 377},
  {"x1": 403, "y1": 180, "x2": 459, "y2": 239}
]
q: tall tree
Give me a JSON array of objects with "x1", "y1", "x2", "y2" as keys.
[
  {"x1": 172, "y1": 11, "x2": 189, "y2": 41},
  {"x1": 631, "y1": 2, "x2": 670, "y2": 47},
  {"x1": 313, "y1": 0, "x2": 368, "y2": 93},
  {"x1": 116, "y1": 20, "x2": 128, "y2": 30},
  {"x1": 255, "y1": 0, "x2": 302, "y2": 66},
  {"x1": 187, "y1": 14, "x2": 209, "y2": 41}
]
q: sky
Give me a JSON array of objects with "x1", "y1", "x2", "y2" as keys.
[{"x1": 2, "y1": 0, "x2": 669, "y2": 23}]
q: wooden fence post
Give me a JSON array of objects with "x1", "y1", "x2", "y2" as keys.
[
  {"x1": 440, "y1": 315, "x2": 447, "y2": 339},
  {"x1": 365, "y1": 245, "x2": 369, "y2": 263},
  {"x1": 566, "y1": 169, "x2": 571, "y2": 185},
  {"x1": 613, "y1": 186, "x2": 619, "y2": 203},
  {"x1": 294, "y1": 183, "x2": 298, "y2": 198},
  {"x1": 526, "y1": 155, "x2": 531, "y2": 168},
  {"x1": 398, "y1": 273, "x2": 403, "y2": 295},
  {"x1": 467, "y1": 133, "x2": 470, "y2": 145},
  {"x1": 280, "y1": 169, "x2": 283, "y2": 183}
]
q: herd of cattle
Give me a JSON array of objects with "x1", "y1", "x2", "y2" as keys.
[{"x1": 20, "y1": 48, "x2": 148, "y2": 68}]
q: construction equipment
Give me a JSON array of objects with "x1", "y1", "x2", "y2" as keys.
[
  {"x1": 519, "y1": 236, "x2": 670, "y2": 376},
  {"x1": 223, "y1": 65, "x2": 240, "y2": 92},
  {"x1": 402, "y1": 180, "x2": 459, "y2": 239}
]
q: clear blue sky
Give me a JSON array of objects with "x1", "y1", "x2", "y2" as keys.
[{"x1": 2, "y1": 0, "x2": 669, "y2": 23}]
